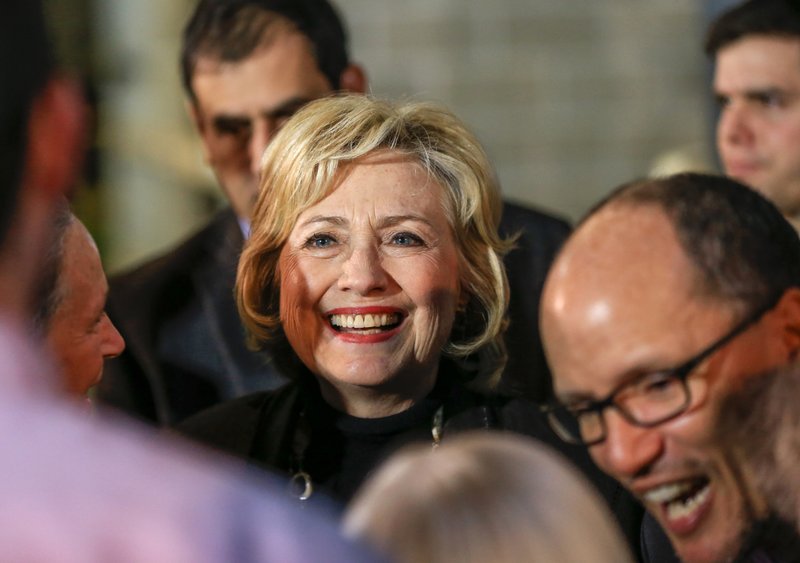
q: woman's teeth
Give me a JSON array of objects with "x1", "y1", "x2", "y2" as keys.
[{"x1": 329, "y1": 313, "x2": 400, "y2": 330}]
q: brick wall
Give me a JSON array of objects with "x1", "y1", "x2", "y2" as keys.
[{"x1": 338, "y1": 0, "x2": 714, "y2": 221}]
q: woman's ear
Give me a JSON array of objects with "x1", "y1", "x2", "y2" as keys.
[
  {"x1": 456, "y1": 284, "x2": 470, "y2": 313},
  {"x1": 769, "y1": 287, "x2": 800, "y2": 360}
]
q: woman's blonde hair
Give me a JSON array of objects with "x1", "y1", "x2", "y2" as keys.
[
  {"x1": 237, "y1": 94, "x2": 512, "y2": 387},
  {"x1": 344, "y1": 432, "x2": 634, "y2": 563}
]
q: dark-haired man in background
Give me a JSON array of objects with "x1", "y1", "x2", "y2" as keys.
[
  {"x1": 541, "y1": 173, "x2": 800, "y2": 562},
  {"x1": 708, "y1": 0, "x2": 800, "y2": 229},
  {"x1": 98, "y1": 0, "x2": 572, "y2": 426}
]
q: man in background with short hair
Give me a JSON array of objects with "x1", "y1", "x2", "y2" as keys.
[{"x1": 708, "y1": 0, "x2": 800, "y2": 228}]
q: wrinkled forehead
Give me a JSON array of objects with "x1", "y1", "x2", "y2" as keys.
[
  {"x1": 273, "y1": 150, "x2": 426, "y2": 231},
  {"x1": 313, "y1": 151, "x2": 433, "y2": 206}
]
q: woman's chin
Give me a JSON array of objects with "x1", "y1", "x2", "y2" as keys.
[{"x1": 317, "y1": 363, "x2": 405, "y2": 392}]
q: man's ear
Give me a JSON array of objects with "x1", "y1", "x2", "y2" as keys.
[
  {"x1": 338, "y1": 63, "x2": 367, "y2": 94},
  {"x1": 185, "y1": 99, "x2": 212, "y2": 163},
  {"x1": 23, "y1": 76, "x2": 86, "y2": 200},
  {"x1": 770, "y1": 287, "x2": 800, "y2": 359}
]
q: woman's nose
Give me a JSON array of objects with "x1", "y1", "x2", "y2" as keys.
[{"x1": 337, "y1": 244, "x2": 389, "y2": 295}]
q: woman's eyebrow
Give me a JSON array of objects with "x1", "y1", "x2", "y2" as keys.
[
  {"x1": 296, "y1": 215, "x2": 347, "y2": 229},
  {"x1": 377, "y1": 215, "x2": 434, "y2": 229}
]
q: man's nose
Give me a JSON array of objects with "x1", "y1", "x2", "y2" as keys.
[
  {"x1": 337, "y1": 244, "x2": 389, "y2": 296},
  {"x1": 100, "y1": 314, "x2": 126, "y2": 359},
  {"x1": 594, "y1": 409, "x2": 664, "y2": 482},
  {"x1": 248, "y1": 120, "x2": 272, "y2": 177},
  {"x1": 718, "y1": 102, "x2": 755, "y2": 148}
]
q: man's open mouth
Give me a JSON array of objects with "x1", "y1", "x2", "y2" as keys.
[
  {"x1": 329, "y1": 313, "x2": 402, "y2": 334},
  {"x1": 644, "y1": 477, "x2": 711, "y2": 522}
]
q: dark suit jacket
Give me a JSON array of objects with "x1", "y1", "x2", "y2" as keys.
[{"x1": 98, "y1": 202, "x2": 571, "y2": 426}]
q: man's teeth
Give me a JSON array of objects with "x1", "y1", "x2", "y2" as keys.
[
  {"x1": 664, "y1": 486, "x2": 710, "y2": 520},
  {"x1": 330, "y1": 313, "x2": 399, "y2": 329},
  {"x1": 644, "y1": 482, "x2": 694, "y2": 503},
  {"x1": 644, "y1": 481, "x2": 710, "y2": 521}
]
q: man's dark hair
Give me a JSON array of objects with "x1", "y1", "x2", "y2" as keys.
[
  {"x1": 705, "y1": 0, "x2": 800, "y2": 57},
  {"x1": 180, "y1": 0, "x2": 350, "y2": 102},
  {"x1": 584, "y1": 173, "x2": 800, "y2": 317},
  {"x1": 31, "y1": 199, "x2": 74, "y2": 336},
  {"x1": 0, "y1": 1, "x2": 53, "y2": 243}
]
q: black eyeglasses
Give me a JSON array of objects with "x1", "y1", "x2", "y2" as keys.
[{"x1": 543, "y1": 299, "x2": 777, "y2": 446}]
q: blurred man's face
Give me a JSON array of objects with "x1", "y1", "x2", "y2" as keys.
[
  {"x1": 189, "y1": 29, "x2": 333, "y2": 221},
  {"x1": 46, "y1": 221, "x2": 125, "y2": 396},
  {"x1": 715, "y1": 35, "x2": 800, "y2": 218},
  {"x1": 541, "y1": 204, "x2": 795, "y2": 563}
]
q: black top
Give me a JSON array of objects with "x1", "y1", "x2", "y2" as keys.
[
  {"x1": 178, "y1": 360, "x2": 646, "y2": 556},
  {"x1": 179, "y1": 360, "x2": 501, "y2": 503},
  {"x1": 294, "y1": 376, "x2": 448, "y2": 502}
]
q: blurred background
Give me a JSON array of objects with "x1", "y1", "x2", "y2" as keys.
[{"x1": 45, "y1": 0, "x2": 737, "y2": 273}]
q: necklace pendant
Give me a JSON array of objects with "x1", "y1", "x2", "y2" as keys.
[
  {"x1": 431, "y1": 405, "x2": 444, "y2": 450},
  {"x1": 289, "y1": 471, "x2": 314, "y2": 501}
]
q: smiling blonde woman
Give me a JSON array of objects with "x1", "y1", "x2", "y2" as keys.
[{"x1": 177, "y1": 96, "x2": 641, "y2": 551}]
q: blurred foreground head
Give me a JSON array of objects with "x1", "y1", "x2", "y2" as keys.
[
  {"x1": 344, "y1": 432, "x2": 632, "y2": 563},
  {"x1": 0, "y1": 1, "x2": 85, "y2": 323}
]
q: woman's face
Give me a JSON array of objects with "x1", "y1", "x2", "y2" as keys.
[{"x1": 278, "y1": 152, "x2": 462, "y2": 397}]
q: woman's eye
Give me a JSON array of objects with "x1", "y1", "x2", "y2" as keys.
[
  {"x1": 390, "y1": 232, "x2": 423, "y2": 246},
  {"x1": 305, "y1": 234, "x2": 337, "y2": 248}
]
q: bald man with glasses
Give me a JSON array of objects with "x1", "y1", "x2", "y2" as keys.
[{"x1": 540, "y1": 173, "x2": 800, "y2": 563}]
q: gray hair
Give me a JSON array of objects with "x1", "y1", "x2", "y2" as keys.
[{"x1": 32, "y1": 198, "x2": 74, "y2": 335}]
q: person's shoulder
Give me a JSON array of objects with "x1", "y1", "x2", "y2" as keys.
[
  {"x1": 109, "y1": 208, "x2": 239, "y2": 296},
  {"x1": 0, "y1": 395, "x2": 379, "y2": 562},
  {"x1": 176, "y1": 383, "x2": 300, "y2": 453},
  {"x1": 479, "y1": 394, "x2": 555, "y2": 438},
  {"x1": 500, "y1": 199, "x2": 572, "y2": 238},
  {"x1": 640, "y1": 512, "x2": 681, "y2": 563}
]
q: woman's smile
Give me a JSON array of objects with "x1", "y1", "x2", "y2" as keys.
[
  {"x1": 327, "y1": 307, "x2": 405, "y2": 341},
  {"x1": 278, "y1": 152, "x2": 461, "y2": 395}
]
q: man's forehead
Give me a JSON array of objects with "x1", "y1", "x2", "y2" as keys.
[
  {"x1": 190, "y1": 33, "x2": 329, "y2": 117},
  {"x1": 555, "y1": 203, "x2": 688, "y2": 285},
  {"x1": 715, "y1": 34, "x2": 800, "y2": 86},
  {"x1": 544, "y1": 203, "x2": 721, "y2": 396}
]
